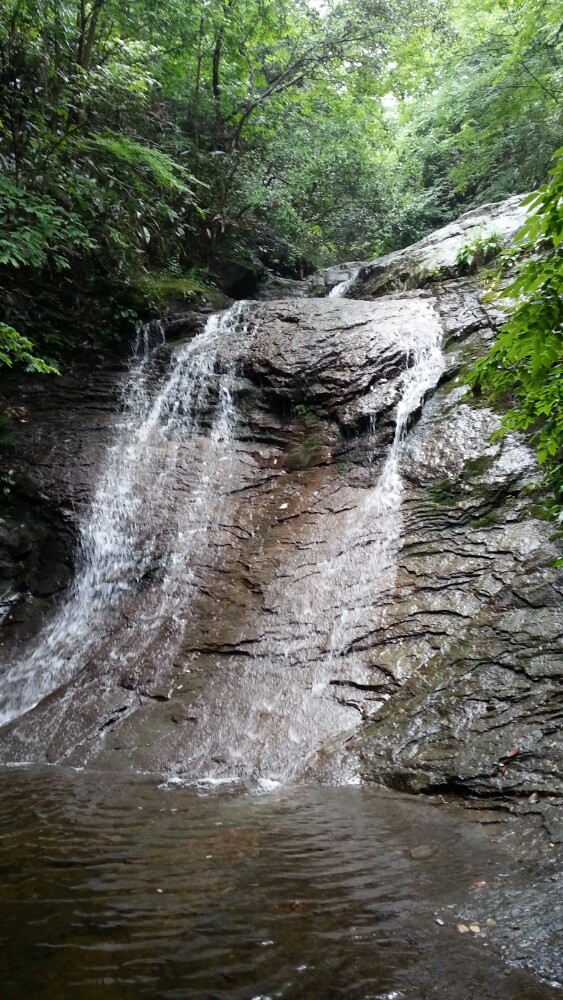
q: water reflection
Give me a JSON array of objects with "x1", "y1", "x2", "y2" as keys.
[{"x1": 0, "y1": 768, "x2": 558, "y2": 999}]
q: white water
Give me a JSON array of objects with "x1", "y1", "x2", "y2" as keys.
[
  {"x1": 173, "y1": 301, "x2": 445, "y2": 786},
  {"x1": 1, "y1": 295, "x2": 444, "y2": 788},
  {"x1": 329, "y1": 268, "x2": 361, "y2": 298},
  {"x1": 0, "y1": 303, "x2": 250, "y2": 727}
]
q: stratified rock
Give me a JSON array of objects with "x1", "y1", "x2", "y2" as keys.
[
  {"x1": 234, "y1": 295, "x2": 434, "y2": 431},
  {"x1": 355, "y1": 377, "x2": 563, "y2": 811},
  {"x1": 0, "y1": 195, "x2": 560, "y2": 829}
]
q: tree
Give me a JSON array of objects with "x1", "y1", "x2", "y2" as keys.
[
  {"x1": 1, "y1": 0, "x2": 561, "y2": 368},
  {"x1": 379, "y1": 0, "x2": 563, "y2": 245}
]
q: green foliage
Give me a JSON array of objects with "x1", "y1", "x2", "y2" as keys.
[
  {"x1": 136, "y1": 270, "x2": 228, "y2": 311},
  {"x1": 0, "y1": 176, "x2": 97, "y2": 272},
  {"x1": 470, "y1": 150, "x2": 563, "y2": 523},
  {"x1": 0, "y1": 0, "x2": 562, "y2": 370},
  {"x1": 294, "y1": 404, "x2": 318, "y2": 425},
  {"x1": 0, "y1": 0, "x2": 451, "y2": 351},
  {"x1": 481, "y1": 244, "x2": 523, "y2": 282},
  {"x1": 454, "y1": 232, "x2": 504, "y2": 274},
  {"x1": 288, "y1": 434, "x2": 323, "y2": 470},
  {"x1": 85, "y1": 133, "x2": 200, "y2": 200},
  {"x1": 2, "y1": 469, "x2": 16, "y2": 497},
  {"x1": 381, "y1": 0, "x2": 563, "y2": 247},
  {"x1": 0, "y1": 323, "x2": 59, "y2": 374},
  {"x1": 426, "y1": 266, "x2": 446, "y2": 282}
]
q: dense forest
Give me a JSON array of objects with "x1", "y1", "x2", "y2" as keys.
[{"x1": 0, "y1": 0, "x2": 562, "y2": 513}]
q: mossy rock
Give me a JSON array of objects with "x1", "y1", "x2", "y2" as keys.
[{"x1": 138, "y1": 271, "x2": 231, "y2": 313}]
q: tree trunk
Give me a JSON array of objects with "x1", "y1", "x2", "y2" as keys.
[
  {"x1": 77, "y1": 0, "x2": 104, "y2": 71},
  {"x1": 193, "y1": 15, "x2": 205, "y2": 178},
  {"x1": 211, "y1": 0, "x2": 235, "y2": 139}
]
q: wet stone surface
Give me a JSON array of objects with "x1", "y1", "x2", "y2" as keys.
[
  {"x1": 2, "y1": 263, "x2": 559, "y2": 820},
  {"x1": 0, "y1": 294, "x2": 445, "y2": 776},
  {"x1": 0, "y1": 195, "x2": 561, "y2": 987}
]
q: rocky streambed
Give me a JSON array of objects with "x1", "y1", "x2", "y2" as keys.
[{"x1": 0, "y1": 196, "x2": 561, "y2": 992}]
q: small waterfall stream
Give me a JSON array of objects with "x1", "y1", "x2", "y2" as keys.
[
  {"x1": 175, "y1": 301, "x2": 444, "y2": 786},
  {"x1": 0, "y1": 303, "x2": 250, "y2": 727},
  {"x1": 329, "y1": 268, "x2": 361, "y2": 298},
  {"x1": 1, "y1": 293, "x2": 444, "y2": 785}
]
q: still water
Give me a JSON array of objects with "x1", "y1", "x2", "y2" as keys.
[{"x1": 0, "y1": 768, "x2": 559, "y2": 999}]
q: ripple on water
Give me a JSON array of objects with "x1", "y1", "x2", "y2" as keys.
[{"x1": 0, "y1": 767, "x2": 560, "y2": 1000}]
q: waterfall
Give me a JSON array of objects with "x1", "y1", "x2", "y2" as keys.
[
  {"x1": 329, "y1": 268, "x2": 361, "y2": 298},
  {"x1": 1, "y1": 293, "x2": 445, "y2": 788},
  {"x1": 0, "y1": 303, "x2": 250, "y2": 728},
  {"x1": 318, "y1": 307, "x2": 445, "y2": 664},
  {"x1": 171, "y1": 302, "x2": 445, "y2": 786}
]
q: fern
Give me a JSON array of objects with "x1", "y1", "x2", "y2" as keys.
[
  {"x1": 84, "y1": 132, "x2": 203, "y2": 199},
  {"x1": 0, "y1": 323, "x2": 60, "y2": 374}
]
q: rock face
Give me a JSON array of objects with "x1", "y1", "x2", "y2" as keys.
[
  {"x1": 0, "y1": 196, "x2": 561, "y2": 832},
  {"x1": 0, "y1": 354, "x2": 129, "y2": 651},
  {"x1": 254, "y1": 262, "x2": 363, "y2": 299},
  {"x1": 347, "y1": 194, "x2": 529, "y2": 298},
  {"x1": 356, "y1": 378, "x2": 563, "y2": 815},
  {"x1": 255, "y1": 194, "x2": 528, "y2": 299}
]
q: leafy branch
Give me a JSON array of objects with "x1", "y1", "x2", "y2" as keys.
[{"x1": 470, "y1": 148, "x2": 563, "y2": 523}]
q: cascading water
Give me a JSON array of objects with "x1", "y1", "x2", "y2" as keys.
[
  {"x1": 0, "y1": 303, "x2": 250, "y2": 728},
  {"x1": 329, "y1": 268, "x2": 361, "y2": 298},
  {"x1": 319, "y1": 306, "x2": 445, "y2": 661},
  {"x1": 0, "y1": 292, "x2": 444, "y2": 789},
  {"x1": 169, "y1": 301, "x2": 445, "y2": 787}
]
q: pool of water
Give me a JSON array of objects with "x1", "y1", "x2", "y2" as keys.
[{"x1": 0, "y1": 768, "x2": 559, "y2": 999}]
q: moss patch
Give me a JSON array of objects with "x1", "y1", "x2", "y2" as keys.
[{"x1": 137, "y1": 271, "x2": 231, "y2": 312}]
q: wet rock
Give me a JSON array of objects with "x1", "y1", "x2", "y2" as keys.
[
  {"x1": 0, "y1": 199, "x2": 560, "y2": 828},
  {"x1": 254, "y1": 274, "x2": 320, "y2": 300},
  {"x1": 320, "y1": 262, "x2": 365, "y2": 295},
  {"x1": 356, "y1": 373, "x2": 563, "y2": 809},
  {"x1": 258, "y1": 195, "x2": 529, "y2": 303},
  {"x1": 233, "y1": 294, "x2": 435, "y2": 434},
  {"x1": 0, "y1": 521, "x2": 33, "y2": 560},
  {"x1": 0, "y1": 498, "x2": 76, "y2": 654},
  {"x1": 410, "y1": 845, "x2": 436, "y2": 860},
  {"x1": 0, "y1": 356, "x2": 129, "y2": 654},
  {"x1": 0, "y1": 202, "x2": 561, "y2": 994},
  {"x1": 254, "y1": 263, "x2": 363, "y2": 300},
  {"x1": 345, "y1": 196, "x2": 528, "y2": 299}
]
